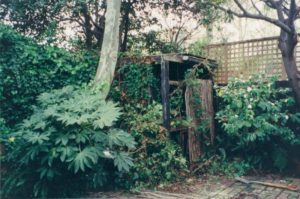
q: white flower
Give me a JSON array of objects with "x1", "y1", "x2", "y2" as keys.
[
  {"x1": 247, "y1": 87, "x2": 252, "y2": 92},
  {"x1": 248, "y1": 104, "x2": 252, "y2": 109},
  {"x1": 285, "y1": 115, "x2": 289, "y2": 120},
  {"x1": 103, "y1": 150, "x2": 113, "y2": 158}
]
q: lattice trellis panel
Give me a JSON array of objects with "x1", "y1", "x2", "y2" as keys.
[{"x1": 204, "y1": 36, "x2": 300, "y2": 84}]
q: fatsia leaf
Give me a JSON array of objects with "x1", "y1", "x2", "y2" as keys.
[
  {"x1": 71, "y1": 147, "x2": 98, "y2": 173},
  {"x1": 92, "y1": 102, "x2": 122, "y2": 129},
  {"x1": 25, "y1": 132, "x2": 50, "y2": 145},
  {"x1": 55, "y1": 134, "x2": 69, "y2": 145},
  {"x1": 57, "y1": 146, "x2": 77, "y2": 162},
  {"x1": 92, "y1": 131, "x2": 108, "y2": 143},
  {"x1": 75, "y1": 133, "x2": 89, "y2": 144},
  {"x1": 113, "y1": 152, "x2": 134, "y2": 172},
  {"x1": 107, "y1": 129, "x2": 136, "y2": 149}
]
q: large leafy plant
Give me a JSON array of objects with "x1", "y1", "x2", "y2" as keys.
[
  {"x1": 0, "y1": 23, "x2": 97, "y2": 126},
  {"x1": 216, "y1": 76, "x2": 300, "y2": 170},
  {"x1": 1, "y1": 85, "x2": 136, "y2": 198}
]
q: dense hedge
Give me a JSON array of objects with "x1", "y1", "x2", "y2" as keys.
[{"x1": 0, "y1": 24, "x2": 97, "y2": 126}]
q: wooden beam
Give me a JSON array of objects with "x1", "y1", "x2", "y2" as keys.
[
  {"x1": 162, "y1": 54, "x2": 183, "y2": 63},
  {"x1": 161, "y1": 58, "x2": 170, "y2": 130},
  {"x1": 185, "y1": 79, "x2": 215, "y2": 170}
]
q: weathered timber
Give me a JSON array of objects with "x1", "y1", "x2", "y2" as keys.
[
  {"x1": 185, "y1": 79, "x2": 215, "y2": 169},
  {"x1": 119, "y1": 53, "x2": 217, "y2": 68},
  {"x1": 161, "y1": 58, "x2": 170, "y2": 130}
]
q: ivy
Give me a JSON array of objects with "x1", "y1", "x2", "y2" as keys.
[{"x1": 0, "y1": 24, "x2": 97, "y2": 126}]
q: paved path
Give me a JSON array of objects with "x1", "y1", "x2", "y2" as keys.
[
  {"x1": 195, "y1": 176, "x2": 300, "y2": 199},
  {"x1": 91, "y1": 176, "x2": 300, "y2": 199}
]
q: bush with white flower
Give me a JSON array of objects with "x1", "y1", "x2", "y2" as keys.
[{"x1": 216, "y1": 76, "x2": 300, "y2": 170}]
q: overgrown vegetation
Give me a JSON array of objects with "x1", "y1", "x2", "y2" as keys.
[
  {"x1": 0, "y1": 26, "x2": 188, "y2": 197},
  {"x1": 111, "y1": 63, "x2": 188, "y2": 190},
  {"x1": 1, "y1": 5, "x2": 300, "y2": 197},
  {"x1": 0, "y1": 24, "x2": 97, "y2": 126},
  {"x1": 215, "y1": 76, "x2": 300, "y2": 171},
  {"x1": 1, "y1": 85, "x2": 136, "y2": 197}
]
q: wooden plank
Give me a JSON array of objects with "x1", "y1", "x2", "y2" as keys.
[
  {"x1": 161, "y1": 59, "x2": 170, "y2": 130},
  {"x1": 185, "y1": 80, "x2": 216, "y2": 170},
  {"x1": 163, "y1": 54, "x2": 183, "y2": 63}
]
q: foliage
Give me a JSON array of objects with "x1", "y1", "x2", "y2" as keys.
[
  {"x1": 116, "y1": 103, "x2": 187, "y2": 190},
  {"x1": 127, "y1": 31, "x2": 185, "y2": 54},
  {"x1": 0, "y1": 0, "x2": 208, "y2": 50},
  {"x1": 111, "y1": 63, "x2": 160, "y2": 104},
  {"x1": 0, "y1": 24, "x2": 97, "y2": 126},
  {"x1": 188, "y1": 38, "x2": 210, "y2": 56},
  {"x1": 1, "y1": 85, "x2": 136, "y2": 198},
  {"x1": 215, "y1": 76, "x2": 300, "y2": 171},
  {"x1": 196, "y1": 155, "x2": 252, "y2": 177},
  {"x1": 110, "y1": 63, "x2": 187, "y2": 189}
]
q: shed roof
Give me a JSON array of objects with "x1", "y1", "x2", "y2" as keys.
[{"x1": 119, "y1": 53, "x2": 217, "y2": 69}]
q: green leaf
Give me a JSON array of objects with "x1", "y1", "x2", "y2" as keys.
[
  {"x1": 107, "y1": 129, "x2": 136, "y2": 149},
  {"x1": 272, "y1": 148, "x2": 288, "y2": 171},
  {"x1": 72, "y1": 147, "x2": 98, "y2": 173},
  {"x1": 25, "y1": 132, "x2": 50, "y2": 145},
  {"x1": 113, "y1": 152, "x2": 134, "y2": 172},
  {"x1": 92, "y1": 131, "x2": 108, "y2": 143}
]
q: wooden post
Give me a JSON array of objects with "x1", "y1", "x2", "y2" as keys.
[
  {"x1": 185, "y1": 79, "x2": 215, "y2": 170},
  {"x1": 161, "y1": 58, "x2": 170, "y2": 130}
]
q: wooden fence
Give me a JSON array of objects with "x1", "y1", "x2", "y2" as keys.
[{"x1": 204, "y1": 36, "x2": 300, "y2": 84}]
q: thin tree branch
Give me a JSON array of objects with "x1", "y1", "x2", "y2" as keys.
[
  {"x1": 251, "y1": 0, "x2": 263, "y2": 15},
  {"x1": 208, "y1": 1, "x2": 292, "y2": 33}
]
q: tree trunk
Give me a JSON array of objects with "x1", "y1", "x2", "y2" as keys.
[
  {"x1": 279, "y1": 31, "x2": 300, "y2": 108},
  {"x1": 120, "y1": 2, "x2": 130, "y2": 52},
  {"x1": 95, "y1": 0, "x2": 121, "y2": 98},
  {"x1": 81, "y1": 2, "x2": 93, "y2": 49},
  {"x1": 281, "y1": 55, "x2": 300, "y2": 107}
]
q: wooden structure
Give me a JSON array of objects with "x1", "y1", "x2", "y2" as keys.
[
  {"x1": 204, "y1": 36, "x2": 300, "y2": 84},
  {"x1": 185, "y1": 80, "x2": 215, "y2": 169},
  {"x1": 119, "y1": 54, "x2": 217, "y2": 166},
  {"x1": 120, "y1": 53, "x2": 217, "y2": 130}
]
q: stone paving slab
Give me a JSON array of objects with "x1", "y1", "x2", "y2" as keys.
[{"x1": 91, "y1": 176, "x2": 300, "y2": 199}]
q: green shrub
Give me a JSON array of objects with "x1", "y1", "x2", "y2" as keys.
[
  {"x1": 1, "y1": 85, "x2": 136, "y2": 198},
  {"x1": 0, "y1": 24, "x2": 97, "y2": 126},
  {"x1": 110, "y1": 63, "x2": 187, "y2": 189},
  {"x1": 116, "y1": 103, "x2": 187, "y2": 189},
  {"x1": 216, "y1": 76, "x2": 300, "y2": 171}
]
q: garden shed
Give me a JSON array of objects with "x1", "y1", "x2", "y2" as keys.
[{"x1": 119, "y1": 53, "x2": 218, "y2": 168}]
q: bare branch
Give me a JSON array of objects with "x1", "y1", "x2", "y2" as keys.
[
  {"x1": 208, "y1": 1, "x2": 292, "y2": 33},
  {"x1": 251, "y1": 0, "x2": 263, "y2": 15}
]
